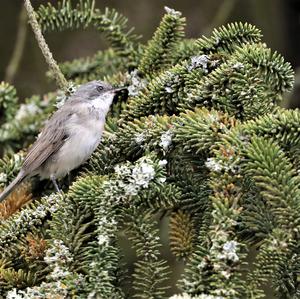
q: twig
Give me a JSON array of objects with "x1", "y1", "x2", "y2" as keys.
[
  {"x1": 5, "y1": 6, "x2": 28, "y2": 84},
  {"x1": 23, "y1": 0, "x2": 69, "y2": 91}
]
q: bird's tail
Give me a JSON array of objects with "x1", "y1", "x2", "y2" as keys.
[{"x1": 0, "y1": 171, "x2": 26, "y2": 203}]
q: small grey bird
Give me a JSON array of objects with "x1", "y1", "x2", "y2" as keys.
[{"x1": 0, "y1": 80, "x2": 125, "y2": 203}]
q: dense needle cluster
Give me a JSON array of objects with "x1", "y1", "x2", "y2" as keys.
[{"x1": 0, "y1": 1, "x2": 298, "y2": 298}]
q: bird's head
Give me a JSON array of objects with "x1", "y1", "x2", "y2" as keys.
[{"x1": 71, "y1": 80, "x2": 127, "y2": 111}]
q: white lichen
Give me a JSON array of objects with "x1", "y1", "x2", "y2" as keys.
[
  {"x1": 49, "y1": 265, "x2": 71, "y2": 280},
  {"x1": 97, "y1": 233, "x2": 110, "y2": 246},
  {"x1": 205, "y1": 158, "x2": 223, "y2": 172},
  {"x1": 188, "y1": 55, "x2": 209, "y2": 71},
  {"x1": 223, "y1": 240, "x2": 238, "y2": 253},
  {"x1": 158, "y1": 177, "x2": 167, "y2": 183},
  {"x1": 159, "y1": 159, "x2": 168, "y2": 167},
  {"x1": 7, "y1": 281, "x2": 69, "y2": 299},
  {"x1": 217, "y1": 240, "x2": 239, "y2": 263},
  {"x1": 47, "y1": 194, "x2": 61, "y2": 213},
  {"x1": 56, "y1": 83, "x2": 77, "y2": 108},
  {"x1": 0, "y1": 199, "x2": 60, "y2": 244},
  {"x1": 109, "y1": 158, "x2": 159, "y2": 199},
  {"x1": 6, "y1": 289, "x2": 23, "y2": 299},
  {"x1": 232, "y1": 62, "x2": 244, "y2": 70},
  {"x1": 197, "y1": 259, "x2": 208, "y2": 270},
  {"x1": 114, "y1": 164, "x2": 132, "y2": 177},
  {"x1": 0, "y1": 172, "x2": 8, "y2": 184},
  {"x1": 164, "y1": 6, "x2": 182, "y2": 17},
  {"x1": 132, "y1": 161, "x2": 155, "y2": 188},
  {"x1": 127, "y1": 69, "x2": 147, "y2": 96},
  {"x1": 160, "y1": 130, "x2": 173, "y2": 151},
  {"x1": 220, "y1": 270, "x2": 231, "y2": 279},
  {"x1": 34, "y1": 205, "x2": 47, "y2": 218},
  {"x1": 44, "y1": 240, "x2": 73, "y2": 265},
  {"x1": 134, "y1": 132, "x2": 146, "y2": 145},
  {"x1": 165, "y1": 86, "x2": 174, "y2": 93},
  {"x1": 123, "y1": 183, "x2": 139, "y2": 196}
]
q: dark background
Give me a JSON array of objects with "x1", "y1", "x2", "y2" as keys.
[{"x1": 1, "y1": 0, "x2": 300, "y2": 106}]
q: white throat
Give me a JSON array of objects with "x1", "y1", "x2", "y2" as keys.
[{"x1": 91, "y1": 91, "x2": 115, "y2": 113}]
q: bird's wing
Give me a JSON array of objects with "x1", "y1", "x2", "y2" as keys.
[{"x1": 22, "y1": 107, "x2": 72, "y2": 175}]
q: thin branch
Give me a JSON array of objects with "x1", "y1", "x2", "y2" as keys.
[
  {"x1": 5, "y1": 6, "x2": 28, "y2": 84},
  {"x1": 23, "y1": 0, "x2": 69, "y2": 91}
]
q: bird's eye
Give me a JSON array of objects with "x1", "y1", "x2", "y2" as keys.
[{"x1": 96, "y1": 85, "x2": 103, "y2": 92}]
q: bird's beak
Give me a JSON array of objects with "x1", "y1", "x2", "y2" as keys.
[
  {"x1": 112, "y1": 87, "x2": 128, "y2": 104},
  {"x1": 113, "y1": 87, "x2": 127, "y2": 94}
]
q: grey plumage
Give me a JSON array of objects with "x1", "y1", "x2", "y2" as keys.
[{"x1": 0, "y1": 80, "x2": 124, "y2": 203}]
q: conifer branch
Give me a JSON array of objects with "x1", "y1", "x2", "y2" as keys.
[
  {"x1": 0, "y1": 3, "x2": 298, "y2": 297},
  {"x1": 23, "y1": 0, "x2": 68, "y2": 91}
]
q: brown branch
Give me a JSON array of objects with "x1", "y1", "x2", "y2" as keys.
[
  {"x1": 23, "y1": 0, "x2": 69, "y2": 91},
  {"x1": 5, "y1": 6, "x2": 28, "y2": 84}
]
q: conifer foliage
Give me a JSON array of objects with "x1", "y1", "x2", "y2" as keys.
[{"x1": 0, "y1": 1, "x2": 297, "y2": 298}]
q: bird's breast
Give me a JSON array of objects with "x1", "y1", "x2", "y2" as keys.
[
  {"x1": 46, "y1": 113, "x2": 105, "y2": 178},
  {"x1": 66, "y1": 113, "x2": 105, "y2": 156}
]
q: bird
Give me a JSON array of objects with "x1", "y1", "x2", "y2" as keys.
[{"x1": 0, "y1": 80, "x2": 126, "y2": 203}]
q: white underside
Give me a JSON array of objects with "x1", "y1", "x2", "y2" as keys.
[
  {"x1": 49, "y1": 121, "x2": 103, "y2": 178},
  {"x1": 39, "y1": 92, "x2": 114, "y2": 179}
]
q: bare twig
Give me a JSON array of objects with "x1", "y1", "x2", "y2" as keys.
[
  {"x1": 5, "y1": 6, "x2": 28, "y2": 83},
  {"x1": 23, "y1": 0, "x2": 68, "y2": 91}
]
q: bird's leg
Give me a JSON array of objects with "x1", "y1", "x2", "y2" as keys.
[{"x1": 50, "y1": 174, "x2": 61, "y2": 193}]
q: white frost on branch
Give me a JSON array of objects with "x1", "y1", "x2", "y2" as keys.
[
  {"x1": 97, "y1": 233, "x2": 110, "y2": 246},
  {"x1": 6, "y1": 289, "x2": 23, "y2": 299},
  {"x1": 160, "y1": 130, "x2": 173, "y2": 151},
  {"x1": 6, "y1": 282, "x2": 69, "y2": 298},
  {"x1": 164, "y1": 6, "x2": 182, "y2": 17},
  {"x1": 165, "y1": 86, "x2": 174, "y2": 93},
  {"x1": 217, "y1": 240, "x2": 239, "y2": 263},
  {"x1": 123, "y1": 161, "x2": 155, "y2": 195},
  {"x1": 131, "y1": 161, "x2": 155, "y2": 188},
  {"x1": 44, "y1": 239, "x2": 73, "y2": 265},
  {"x1": 159, "y1": 159, "x2": 168, "y2": 167},
  {"x1": 134, "y1": 132, "x2": 146, "y2": 145},
  {"x1": 56, "y1": 83, "x2": 77, "y2": 108},
  {"x1": 6, "y1": 238, "x2": 80, "y2": 299},
  {"x1": 114, "y1": 164, "x2": 132, "y2": 177},
  {"x1": 205, "y1": 158, "x2": 223, "y2": 172},
  {"x1": 188, "y1": 55, "x2": 209, "y2": 72},
  {"x1": 0, "y1": 172, "x2": 8, "y2": 184},
  {"x1": 205, "y1": 155, "x2": 238, "y2": 173},
  {"x1": 49, "y1": 265, "x2": 71, "y2": 280},
  {"x1": 127, "y1": 69, "x2": 147, "y2": 96},
  {"x1": 232, "y1": 62, "x2": 244, "y2": 70},
  {"x1": 111, "y1": 157, "x2": 166, "y2": 198}
]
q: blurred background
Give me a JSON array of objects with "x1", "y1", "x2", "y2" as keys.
[{"x1": 0, "y1": 0, "x2": 300, "y2": 105}]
